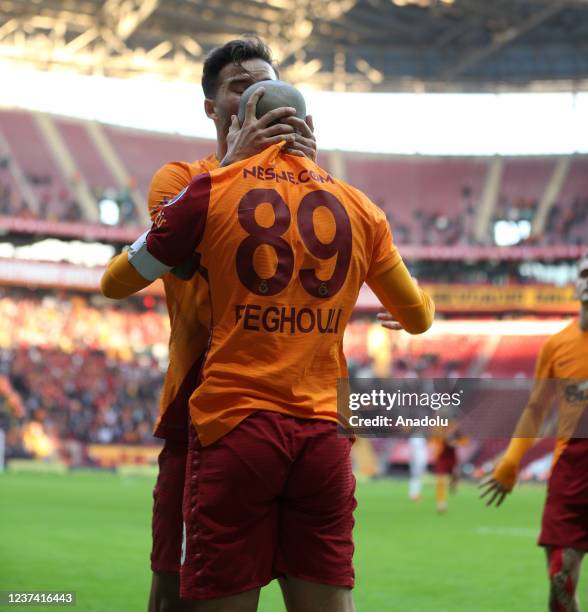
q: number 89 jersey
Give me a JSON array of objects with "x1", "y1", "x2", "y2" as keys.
[{"x1": 143, "y1": 142, "x2": 400, "y2": 446}]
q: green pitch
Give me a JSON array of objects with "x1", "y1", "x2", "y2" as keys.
[{"x1": 1, "y1": 471, "x2": 586, "y2": 611}]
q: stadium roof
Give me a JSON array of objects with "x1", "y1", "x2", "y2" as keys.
[{"x1": 1, "y1": 0, "x2": 588, "y2": 92}]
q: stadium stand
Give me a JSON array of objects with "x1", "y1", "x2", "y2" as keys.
[
  {"x1": 0, "y1": 107, "x2": 583, "y2": 476},
  {"x1": 101, "y1": 124, "x2": 213, "y2": 200},
  {"x1": 345, "y1": 155, "x2": 487, "y2": 245},
  {"x1": 53, "y1": 117, "x2": 118, "y2": 194},
  {"x1": 0, "y1": 283, "x2": 555, "y2": 475},
  {"x1": 0, "y1": 109, "x2": 586, "y2": 247},
  {"x1": 482, "y1": 335, "x2": 547, "y2": 378},
  {"x1": 0, "y1": 110, "x2": 81, "y2": 221},
  {"x1": 0, "y1": 288, "x2": 168, "y2": 460}
]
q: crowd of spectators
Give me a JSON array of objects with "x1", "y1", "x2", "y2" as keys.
[
  {"x1": 2, "y1": 346, "x2": 162, "y2": 448},
  {"x1": 543, "y1": 198, "x2": 588, "y2": 245},
  {"x1": 0, "y1": 154, "x2": 139, "y2": 225},
  {"x1": 0, "y1": 288, "x2": 169, "y2": 358},
  {"x1": 491, "y1": 195, "x2": 588, "y2": 247},
  {"x1": 0, "y1": 288, "x2": 171, "y2": 457}
]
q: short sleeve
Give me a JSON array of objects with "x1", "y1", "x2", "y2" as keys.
[{"x1": 366, "y1": 206, "x2": 401, "y2": 281}]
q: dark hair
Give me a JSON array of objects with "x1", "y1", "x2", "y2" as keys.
[{"x1": 202, "y1": 36, "x2": 278, "y2": 99}]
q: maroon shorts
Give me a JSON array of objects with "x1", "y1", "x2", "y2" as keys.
[
  {"x1": 435, "y1": 446, "x2": 457, "y2": 475},
  {"x1": 150, "y1": 438, "x2": 188, "y2": 572},
  {"x1": 538, "y1": 495, "x2": 588, "y2": 551},
  {"x1": 180, "y1": 410, "x2": 356, "y2": 601}
]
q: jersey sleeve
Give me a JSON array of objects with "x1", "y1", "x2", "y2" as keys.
[
  {"x1": 129, "y1": 172, "x2": 212, "y2": 280},
  {"x1": 494, "y1": 336, "x2": 557, "y2": 485},
  {"x1": 101, "y1": 252, "x2": 151, "y2": 298},
  {"x1": 366, "y1": 205, "x2": 401, "y2": 281},
  {"x1": 534, "y1": 338, "x2": 554, "y2": 379},
  {"x1": 368, "y1": 261, "x2": 435, "y2": 334},
  {"x1": 148, "y1": 162, "x2": 194, "y2": 222}
]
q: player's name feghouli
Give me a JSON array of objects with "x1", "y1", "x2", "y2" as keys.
[
  {"x1": 235, "y1": 304, "x2": 344, "y2": 334},
  {"x1": 243, "y1": 165, "x2": 335, "y2": 185},
  {"x1": 349, "y1": 415, "x2": 449, "y2": 428}
]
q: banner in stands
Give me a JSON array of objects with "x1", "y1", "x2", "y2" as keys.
[
  {"x1": 357, "y1": 283, "x2": 578, "y2": 313},
  {"x1": 86, "y1": 444, "x2": 160, "y2": 467}
]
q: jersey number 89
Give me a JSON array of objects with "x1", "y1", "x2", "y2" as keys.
[{"x1": 236, "y1": 188, "x2": 352, "y2": 298}]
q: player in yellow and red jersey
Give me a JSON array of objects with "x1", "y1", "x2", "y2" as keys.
[
  {"x1": 480, "y1": 251, "x2": 588, "y2": 612},
  {"x1": 143, "y1": 37, "x2": 318, "y2": 612},
  {"x1": 431, "y1": 426, "x2": 467, "y2": 513},
  {"x1": 102, "y1": 85, "x2": 434, "y2": 611}
]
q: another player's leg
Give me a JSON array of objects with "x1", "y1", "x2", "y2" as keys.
[
  {"x1": 276, "y1": 420, "x2": 356, "y2": 612},
  {"x1": 149, "y1": 572, "x2": 193, "y2": 612},
  {"x1": 449, "y1": 467, "x2": 459, "y2": 495},
  {"x1": 181, "y1": 589, "x2": 261, "y2": 612},
  {"x1": 545, "y1": 547, "x2": 584, "y2": 612},
  {"x1": 408, "y1": 436, "x2": 427, "y2": 501},
  {"x1": 279, "y1": 576, "x2": 355, "y2": 612},
  {"x1": 435, "y1": 474, "x2": 449, "y2": 513},
  {"x1": 149, "y1": 439, "x2": 191, "y2": 612}
]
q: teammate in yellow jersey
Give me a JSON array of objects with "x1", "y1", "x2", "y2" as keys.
[
  {"x1": 143, "y1": 37, "x2": 317, "y2": 612},
  {"x1": 103, "y1": 82, "x2": 434, "y2": 612},
  {"x1": 431, "y1": 427, "x2": 466, "y2": 513},
  {"x1": 480, "y1": 251, "x2": 588, "y2": 612}
]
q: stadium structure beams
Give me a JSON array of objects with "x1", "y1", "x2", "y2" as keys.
[
  {"x1": 101, "y1": 0, "x2": 160, "y2": 41},
  {"x1": 441, "y1": 4, "x2": 565, "y2": 81},
  {"x1": 0, "y1": 11, "x2": 205, "y2": 79},
  {"x1": 0, "y1": 0, "x2": 587, "y2": 90}
]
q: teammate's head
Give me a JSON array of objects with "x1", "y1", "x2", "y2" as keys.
[
  {"x1": 202, "y1": 36, "x2": 279, "y2": 136},
  {"x1": 237, "y1": 80, "x2": 306, "y2": 126},
  {"x1": 576, "y1": 251, "x2": 588, "y2": 304}
]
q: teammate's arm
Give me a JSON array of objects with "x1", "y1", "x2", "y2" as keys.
[
  {"x1": 101, "y1": 252, "x2": 152, "y2": 298},
  {"x1": 101, "y1": 174, "x2": 210, "y2": 299},
  {"x1": 479, "y1": 341, "x2": 555, "y2": 506}
]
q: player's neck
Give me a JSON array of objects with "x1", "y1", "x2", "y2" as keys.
[
  {"x1": 580, "y1": 304, "x2": 588, "y2": 331},
  {"x1": 216, "y1": 129, "x2": 228, "y2": 163}
]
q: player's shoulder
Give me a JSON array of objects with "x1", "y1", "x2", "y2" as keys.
[
  {"x1": 152, "y1": 156, "x2": 217, "y2": 186},
  {"x1": 328, "y1": 172, "x2": 384, "y2": 210},
  {"x1": 318, "y1": 169, "x2": 386, "y2": 221},
  {"x1": 544, "y1": 320, "x2": 578, "y2": 352},
  {"x1": 344, "y1": 181, "x2": 388, "y2": 228}
]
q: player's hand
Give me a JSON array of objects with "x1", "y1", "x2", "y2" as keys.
[
  {"x1": 221, "y1": 87, "x2": 297, "y2": 167},
  {"x1": 478, "y1": 456, "x2": 518, "y2": 506},
  {"x1": 377, "y1": 310, "x2": 403, "y2": 331},
  {"x1": 282, "y1": 115, "x2": 317, "y2": 162},
  {"x1": 478, "y1": 476, "x2": 511, "y2": 507}
]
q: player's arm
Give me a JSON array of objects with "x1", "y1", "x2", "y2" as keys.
[
  {"x1": 367, "y1": 261, "x2": 434, "y2": 335},
  {"x1": 101, "y1": 252, "x2": 152, "y2": 298},
  {"x1": 101, "y1": 173, "x2": 211, "y2": 299},
  {"x1": 479, "y1": 341, "x2": 554, "y2": 506},
  {"x1": 365, "y1": 206, "x2": 434, "y2": 335}
]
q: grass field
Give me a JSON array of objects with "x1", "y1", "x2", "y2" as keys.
[{"x1": 1, "y1": 471, "x2": 586, "y2": 611}]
